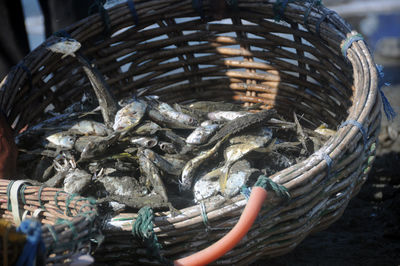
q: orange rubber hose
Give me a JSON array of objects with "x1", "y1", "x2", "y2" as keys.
[{"x1": 174, "y1": 186, "x2": 268, "y2": 266}]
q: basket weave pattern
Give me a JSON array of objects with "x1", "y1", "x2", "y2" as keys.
[{"x1": 0, "y1": 0, "x2": 380, "y2": 264}]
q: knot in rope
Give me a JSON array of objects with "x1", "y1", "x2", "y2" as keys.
[
  {"x1": 254, "y1": 175, "x2": 291, "y2": 202},
  {"x1": 132, "y1": 207, "x2": 172, "y2": 265}
]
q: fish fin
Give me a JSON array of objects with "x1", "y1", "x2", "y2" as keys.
[{"x1": 61, "y1": 54, "x2": 68, "y2": 59}]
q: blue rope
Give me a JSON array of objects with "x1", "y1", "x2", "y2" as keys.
[
  {"x1": 322, "y1": 153, "x2": 333, "y2": 177},
  {"x1": 341, "y1": 33, "x2": 364, "y2": 57},
  {"x1": 199, "y1": 202, "x2": 210, "y2": 230},
  {"x1": 127, "y1": 0, "x2": 139, "y2": 25},
  {"x1": 339, "y1": 120, "x2": 368, "y2": 150},
  {"x1": 315, "y1": 10, "x2": 336, "y2": 36},
  {"x1": 240, "y1": 185, "x2": 252, "y2": 200},
  {"x1": 303, "y1": 0, "x2": 322, "y2": 28},
  {"x1": 376, "y1": 64, "x2": 397, "y2": 121},
  {"x1": 16, "y1": 219, "x2": 45, "y2": 266},
  {"x1": 192, "y1": 0, "x2": 205, "y2": 19}
]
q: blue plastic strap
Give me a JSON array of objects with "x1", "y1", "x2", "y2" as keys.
[
  {"x1": 16, "y1": 219, "x2": 46, "y2": 266},
  {"x1": 322, "y1": 153, "x2": 333, "y2": 177},
  {"x1": 376, "y1": 64, "x2": 397, "y2": 121},
  {"x1": 316, "y1": 10, "x2": 336, "y2": 36},
  {"x1": 339, "y1": 120, "x2": 368, "y2": 149},
  {"x1": 341, "y1": 33, "x2": 364, "y2": 57},
  {"x1": 127, "y1": 0, "x2": 139, "y2": 25}
]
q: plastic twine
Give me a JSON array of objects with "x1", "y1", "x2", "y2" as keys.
[
  {"x1": 132, "y1": 207, "x2": 172, "y2": 265},
  {"x1": 16, "y1": 219, "x2": 45, "y2": 266},
  {"x1": 254, "y1": 175, "x2": 290, "y2": 202},
  {"x1": 339, "y1": 119, "x2": 368, "y2": 150},
  {"x1": 376, "y1": 64, "x2": 397, "y2": 121}
]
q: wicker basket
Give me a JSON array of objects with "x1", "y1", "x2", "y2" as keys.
[
  {"x1": 0, "y1": 179, "x2": 98, "y2": 265},
  {"x1": 0, "y1": 0, "x2": 381, "y2": 264}
]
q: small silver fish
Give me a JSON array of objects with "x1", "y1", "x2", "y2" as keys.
[
  {"x1": 138, "y1": 149, "x2": 169, "y2": 202},
  {"x1": 46, "y1": 132, "x2": 75, "y2": 149},
  {"x1": 159, "y1": 141, "x2": 177, "y2": 154},
  {"x1": 207, "y1": 111, "x2": 249, "y2": 121},
  {"x1": 47, "y1": 38, "x2": 81, "y2": 59},
  {"x1": 217, "y1": 134, "x2": 273, "y2": 191},
  {"x1": 130, "y1": 136, "x2": 158, "y2": 148},
  {"x1": 180, "y1": 135, "x2": 230, "y2": 191},
  {"x1": 186, "y1": 124, "x2": 219, "y2": 145},
  {"x1": 157, "y1": 102, "x2": 198, "y2": 127},
  {"x1": 133, "y1": 121, "x2": 161, "y2": 135},
  {"x1": 113, "y1": 99, "x2": 147, "y2": 131},
  {"x1": 70, "y1": 120, "x2": 110, "y2": 136},
  {"x1": 142, "y1": 149, "x2": 183, "y2": 176},
  {"x1": 98, "y1": 169, "x2": 145, "y2": 197},
  {"x1": 63, "y1": 168, "x2": 92, "y2": 194}
]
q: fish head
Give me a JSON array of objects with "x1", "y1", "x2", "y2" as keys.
[{"x1": 47, "y1": 38, "x2": 81, "y2": 56}]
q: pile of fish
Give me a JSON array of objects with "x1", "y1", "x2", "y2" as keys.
[
  {"x1": 16, "y1": 95, "x2": 332, "y2": 213},
  {"x1": 15, "y1": 37, "x2": 333, "y2": 213}
]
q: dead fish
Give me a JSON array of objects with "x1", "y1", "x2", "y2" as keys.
[
  {"x1": 193, "y1": 160, "x2": 255, "y2": 202},
  {"x1": 180, "y1": 135, "x2": 230, "y2": 191},
  {"x1": 193, "y1": 168, "x2": 220, "y2": 202},
  {"x1": 148, "y1": 108, "x2": 195, "y2": 130},
  {"x1": 207, "y1": 111, "x2": 249, "y2": 121},
  {"x1": 223, "y1": 160, "x2": 258, "y2": 198},
  {"x1": 46, "y1": 132, "x2": 75, "y2": 150},
  {"x1": 138, "y1": 149, "x2": 169, "y2": 202},
  {"x1": 173, "y1": 103, "x2": 207, "y2": 121},
  {"x1": 70, "y1": 120, "x2": 110, "y2": 136},
  {"x1": 74, "y1": 135, "x2": 106, "y2": 153},
  {"x1": 98, "y1": 169, "x2": 146, "y2": 197},
  {"x1": 257, "y1": 152, "x2": 294, "y2": 176},
  {"x1": 186, "y1": 124, "x2": 219, "y2": 145},
  {"x1": 63, "y1": 168, "x2": 92, "y2": 194},
  {"x1": 133, "y1": 121, "x2": 161, "y2": 135},
  {"x1": 47, "y1": 37, "x2": 81, "y2": 58},
  {"x1": 141, "y1": 149, "x2": 182, "y2": 176},
  {"x1": 130, "y1": 136, "x2": 158, "y2": 148},
  {"x1": 217, "y1": 134, "x2": 273, "y2": 191},
  {"x1": 79, "y1": 133, "x2": 119, "y2": 161},
  {"x1": 113, "y1": 99, "x2": 147, "y2": 131},
  {"x1": 188, "y1": 101, "x2": 242, "y2": 112},
  {"x1": 156, "y1": 101, "x2": 198, "y2": 127},
  {"x1": 158, "y1": 141, "x2": 178, "y2": 154}
]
